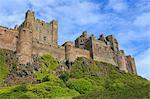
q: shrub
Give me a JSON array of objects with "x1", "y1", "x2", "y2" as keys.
[
  {"x1": 59, "y1": 72, "x2": 69, "y2": 82},
  {"x1": 12, "y1": 85, "x2": 28, "y2": 92},
  {"x1": 66, "y1": 78, "x2": 94, "y2": 94},
  {"x1": 42, "y1": 75, "x2": 50, "y2": 82},
  {"x1": 35, "y1": 54, "x2": 59, "y2": 80}
]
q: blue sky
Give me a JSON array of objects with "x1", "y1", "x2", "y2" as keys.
[{"x1": 0, "y1": 0, "x2": 150, "y2": 79}]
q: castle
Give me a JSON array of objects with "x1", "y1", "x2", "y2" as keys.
[{"x1": 0, "y1": 10, "x2": 137, "y2": 75}]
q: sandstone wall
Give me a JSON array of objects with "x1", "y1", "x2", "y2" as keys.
[
  {"x1": 32, "y1": 19, "x2": 58, "y2": 46},
  {"x1": 0, "y1": 26, "x2": 18, "y2": 51},
  {"x1": 19, "y1": 10, "x2": 58, "y2": 47},
  {"x1": 91, "y1": 39, "x2": 117, "y2": 66},
  {"x1": 32, "y1": 42, "x2": 65, "y2": 61},
  {"x1": 65, "y1": 42, "x2": 90, "y2": 62},
  {"x1": 16, "y1": 28, "x2": 33, "y2": 64},
  {"x1": 33, "y1": 19, "x2": 51, "y2": 45},
  {"x1": 74, "y1": 48, "x2": 90, "y2": 60}
]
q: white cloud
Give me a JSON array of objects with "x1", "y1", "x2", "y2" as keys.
[
  {"x1": 0, "y1": 0, "x2": 149, "y2": 79},
  {"x1": 0, "y1": 0, "x2": 105, "y2": 42},
  {"x1": 136, "y1": 48, "x2": 150, "y2": 80},
  {"x1": 26, "y1": 0, "x2": 105, "y2": 43},
  {"x1": 108, "y1": 0, "x2": 128, "y2": 12},
  {"x1": 133, "y1": 12, "x2": 150, "y2": 27},
  {"x1": 135, "y1": 0, "x2": 150, "y2": 12}
]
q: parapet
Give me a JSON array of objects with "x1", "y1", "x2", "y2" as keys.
[
  {"x1": 90, "y1": 34, "x2": 96, "y2": 40},
  {"x1": 50, "y1": 20, "x2": 58, "y2": 24},
  {"x1": 98, "y1": 33, "x2": 107, "y2": 43},
  {"x1": 63, "y1": 41, "x2": 74, "y2": 46},
  {"x1": 25, "y1": 10, "x2": 35, "y2": 19}
]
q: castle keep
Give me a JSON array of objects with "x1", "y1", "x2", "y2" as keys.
[{"x1": 0, "y1": 10, "x2": 137, "y2": 74}]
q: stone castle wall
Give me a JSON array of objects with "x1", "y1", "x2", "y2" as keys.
[
  {"x1": 118, "y1": 50, "x2": 128, "y2": 72},
  {"x1": 65, "y1": 42, "x2": 90, "y2": 62},
  {"x1": 0, "y1": 26, "x2": 18, "y2": 51},
  {"x1": 126, "y1": 56, "x2": 137, "y2": 74},
  {"x1": 32, "y1": 42, "x2": 65, "y2": 61},
  {"x1": 0, "y1": 10, "x2": 137, "y2": 75},
  {"x1": 90, "y1": 38, "x2": 117, "y2": 66},
  {"x1": 16, "y1": 28, "x2": 33, "y2": 64}
]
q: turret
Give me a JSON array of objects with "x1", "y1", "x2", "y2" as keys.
[
  {"x1": 98, "y1": 34, "x2": 107, "y2": 42},
  {"x1": 17, "y1": 28, "x2": 33, "y2": 64},
  {"x1": 82, "y1": 31, "x2": 88, "y2": 37},
  {"x1": 16, "y1": 10, "x2": 34, "y2": 65},
  {"x1": 90, "y1": 34, "x2": 96, "y2": 40},
  {"x1": 106, "y1": 35, "x2": 119, "y2": 52},
  {"x1": 75, "y1": 31, "x2": 89, "y2": 49},
  {"x1": 50, "y1": 20, "x2": 58, "y2": 46},
  {"x1": 64, "y1": 42, "x2": 75, "y2": 62},
  {"x1": 24, "y1": 10, "x2": 35, "y2": 30}
]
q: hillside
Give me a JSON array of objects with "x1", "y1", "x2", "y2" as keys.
[{"x1": 0, "y1": 50, "x2": 149, "y2": 99}]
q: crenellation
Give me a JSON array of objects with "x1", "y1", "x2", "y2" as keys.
[
  {"x1": 0, "y1": 10, "x2": 137, "y2": 75},
  {"x1": 106, "y1": 35, "x2": 119, "y2": 52},
  {"x1": 75, "y1": 31, "x2": 89, "y2": 49}
]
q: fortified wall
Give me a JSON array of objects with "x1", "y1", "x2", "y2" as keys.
[{"x1": 0, "y1": 10, "x2": 137, "y2": 75}]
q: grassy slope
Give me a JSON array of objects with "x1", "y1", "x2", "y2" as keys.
[
  {"x1": 0, "y1": 54, "x2": 149, "y2": 99},
  {"x1": 0, "y1": 54, "x2": 79, "y2": 99},
  {"x1": 68, "y1": 58, "x2": 150, "y2": 99},
  {"x1": 0, "y1": 49, "x2": 9, "y2": 82},
  {"x1": 35, "y1": 54, "x2": 59, "y2": 80},
  {"x1": 0, "y1": 75, "x2": 79, "y2": 99}
]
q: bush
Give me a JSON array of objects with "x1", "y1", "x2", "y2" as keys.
[
  {"x1": 66, "y1": 78, "x2": 94, "y2": 94},
  {"x1": 12, "y1": 85, "x2": 28, "y2": 92},
  {"x1": 42, "y1": 75, "x2": 50, "y2": 82},
  {"x1": 59, "y1": 73, "x2": 69, "y2": 82},
  {"x1": 35, "y1": 54, "x2": 59, "y2": 80}
]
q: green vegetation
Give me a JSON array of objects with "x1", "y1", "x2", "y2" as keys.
[
  {"x1": 35, "y1": 54, "x2": 59, "y2": 80},
  {"x1": 0, "y1": 55, "x2": 149, "y2": 99},
  {"x1": 66, "y1": 78, "x2": 94, "y2": 94},
  {"x1": 0, "y1": 49, "x2": 9, "y2": 82},
  {"x1": 0, "y1": 77, "x2": 79, "y2": 99},
  {"x1": 70, "y1": 58, "x2": 150, "y2": 99}
]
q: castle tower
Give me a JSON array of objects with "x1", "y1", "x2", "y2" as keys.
[
  {"x1": 24, "y1": 10, "x2": 35, "y2": 30},
  {"x1": 106, "y1": 35, "x2": 119, "y2": 52},
  {"x1": 118, "y1": 50, "x2": 128, "y2": 72},
  {"x1": 126, "y1": 55, "x2": 137, "y2": 75},
  {"x1": 64, "y1": 42, "x2": 75, "y2": 62},
  {"x1": 75, "y1": 31, "x2": 89, "y2": 49},
  {"x1": 50, "y1": 20, "x2": 58, "y2": 46},
  {"x1": 16, "y1": 10, "x2": 35, "y2": 65}
]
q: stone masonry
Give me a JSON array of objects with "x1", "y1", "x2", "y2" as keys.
[{"x1": 0, "y1": 10, "x2": 137, "y2": 75}]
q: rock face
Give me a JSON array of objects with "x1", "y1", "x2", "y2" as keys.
[
  {"x1": 0, "y1": 10, "x2": 137, "y2": 77},
  {"x1": 0, "y1": 50, "x2": 36, "y2": 85}
]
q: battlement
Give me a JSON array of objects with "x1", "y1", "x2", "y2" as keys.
[{"x1": 0, "y1": 10, "x2": 137, "y2": 75}]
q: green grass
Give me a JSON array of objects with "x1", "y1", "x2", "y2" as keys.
[
  {"x1": 66, "y1": 78, "x2": 95, "y2": 94},
  {"x1": 0, "y1": 55, "x2": 149, "y2": 99},
  {"x1": 0, "y1": 49, "x2": 9, "y2": 82},
  {"x1": 70, "y1": 57, "x2": 150, "y2": 99},
  {"x1": 0, "y1": 74, "x2": 79, "y2": 99}
]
